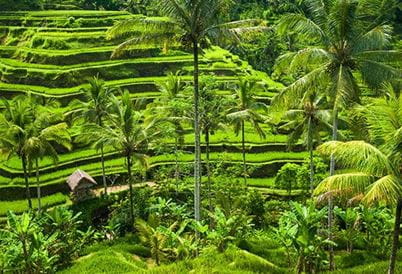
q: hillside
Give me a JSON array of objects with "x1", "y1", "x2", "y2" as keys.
[{"x1": 0, "y1": 10, "x2": 303, "y2": 213}]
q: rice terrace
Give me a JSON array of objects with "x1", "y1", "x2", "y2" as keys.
[{"x1": 0, "y1": 0, "x2": 401, "y2": 273}]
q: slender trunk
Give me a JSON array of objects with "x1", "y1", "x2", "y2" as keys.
[
  {"x1": 241, "y1": 121, "x2": 247, "y2": 185},
  {"x1": 127, "y1": 154, "x2": 134, "y2": 225},
  {"x1": 388, "y1": 199, "x2": 402, "y2": 274},
  {"x1": 193, "y1": 39, "x2": 201, "y2": 222},
  {"x1": 101, "y1": 145, "x2": 107, "y2": 195},
  {"x1": 174, "y1": 135, "x2": 179, "y2": 193},
  {"x1": 22, "y1": 156, "x2": 32, "y2": 209},
  {"x1": 328, "y1": 107, "x2": 338, "y2": 271},
  {"x1": 205, "y1": 128, "x2": 212, "y2": 212},
  {"x1": 155, "y1": 249, "x2": 160, "y2": 266},
  {"x1": 308, "y1": 117, "x2": 314, "y2": 195},
  {"x1": 22, "y1": 239, "x2": 31, "y2": 274},
  {"x1": 36, "y1": 158, "x2": 41, "y2": 213}
]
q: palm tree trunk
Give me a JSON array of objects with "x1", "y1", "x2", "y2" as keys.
[
  {"x1": 241, "y1": 120, "x2": 247, "y2": 185},
  {"x1": 22, "y1": 238, "x2": 31, "y2": 274},
  {"x1": 308, "y1": 117, "x2": 314, "y2": 195},
  {"x1": 205, "y1": 127, "x2": 212, "y2": 212},
  {"x1": 22, "y1": 156, "x2": 32, "y2": 209},
  {"x1": 328, "y1": 107, "x2": 338, "y2": 271},
  {"x1": 35, "y1": 158, "x2": 41, "y2": 213},
  {"x1": 174, "y1": 135, "x2": 179, "y2": 193},
  {"x1": 126, "y1": 154, "x2": 134, "y2": 225},
  {"x1": 193, "y1": 38, "x2": 201, "y2": 222},
  {"x1": 100, "y1": 145, "x2": 107, "y2": 195},
  {"x1": 98, "y1": 119, "x2": 107, "y2": 195},
  {"x1": 388, "y1": 199, "x2": 402, "y2": 274}
]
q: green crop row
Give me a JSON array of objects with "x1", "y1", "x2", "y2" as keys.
[
  {"x1": 0, "y1": 10, "x2": 132, "y2": 18},
  {"x1": 0, "y1": 26, "x2": 110, "y2": 33},
  {"x1": 2, "y1": 45, "x2": 184, "y2": 65},
  {"x1": 0, "y1": 125, "x2": 287, "y2": 172},
  {"x1": 0, "y1": 75, "x2": 239, "y2": 97},
  {"x1": 0, "y1": 192, "x2": 69, "y2": 216},
  {"x1": 0, "y1": 55, "x2": 196, "y2": 70},
  {"x1": 0, "y1": 152, "x2": 306, "y2": 189}
]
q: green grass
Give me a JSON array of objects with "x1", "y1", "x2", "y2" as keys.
[
  {"x1": 0, "y1": 10, "x2": 132, "y2": 17},
  {"x1": 60, "y1": 246, "x2": 287, "y2": 274},
  {"x1": 0, "y1": 193, "x2": 69, "y2": 216},
  {"x1": 246, "y1": 177, "x2": 276, "y2": 188},
  {"x1": 250, "y1": 187, "x2": 304, "y2": 196},
  {"x1": 59, "y1": 250, "x2": 147, "y2": 273},
  {"x1": 0, "y1": 75, "x2": 239, "y2": 97},
  {"x1": 0, "y1": 55, "x2": 196, "y2": 70},
  {"x1": 332, "y1": 261, "x2": 402, "y2": 274}
]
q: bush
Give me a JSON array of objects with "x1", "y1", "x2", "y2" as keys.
[{"x1": 275, "y1": 163, "x2": 299, "y2": 194}]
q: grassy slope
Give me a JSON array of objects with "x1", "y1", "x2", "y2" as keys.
[
  {"x1": 0, "y1": 193, "x2": 69, "y2": 216},
  {"x1": 0, "y1": 10, "x2": 293, "y2": 200}
]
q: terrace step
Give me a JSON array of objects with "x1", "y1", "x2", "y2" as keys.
[
  {"x1": 0, "y1": 55, "x2": 211, "y2": 87},
  {"x1": 0, "y1": 46, "x2": 185, "y2": 65},
  {"x1": 0, "y1": 150, "x2": 308, "y2": 180},
  {"x1": 0, "y1": 75, "x2": 240, "y2": 99}
]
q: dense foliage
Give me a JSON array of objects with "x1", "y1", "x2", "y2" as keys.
[{"x1": 0, "y1": 0, "x2": 401, "y2": 273}]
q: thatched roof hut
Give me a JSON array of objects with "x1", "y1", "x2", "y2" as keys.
[{"x1": 67, "y1": 170, "x2": 97, "y2": 201}]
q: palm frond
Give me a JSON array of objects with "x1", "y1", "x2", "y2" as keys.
[
  {"x1": 277, "y1": 13, "x2": 327, "y2": 44},
  {"x1": 314, "y1": 172, "x2": 374, "y2": 198},
  {"x1": 363, "y1": 175, "x2": 402, "y2": 205},
  {"x1": 271, "y1": 64, "x2": 329, "y2": 110},
  {"x1": 317, "y1": 141, "x2": 392, "y2": 176}
]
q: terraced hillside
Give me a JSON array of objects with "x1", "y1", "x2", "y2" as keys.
[{"x1": 0, "y1": 10, "x2": 305, "y2": 213}]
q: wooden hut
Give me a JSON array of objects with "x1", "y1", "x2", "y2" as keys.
[{"x1": 67, "y1": 169, "x2": 97, "y2": 201}]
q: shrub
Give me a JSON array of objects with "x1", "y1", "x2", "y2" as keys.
[{"x1": 275, "y1": 163, "x2": 299, "y2": 194}]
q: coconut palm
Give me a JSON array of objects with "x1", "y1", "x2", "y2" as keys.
[
  {"x1": 278, "y1": 93, "x2": 332, "y2": 193},
  {"x1": 71, "y1": 77, "x2": 114, "y2": 195},
  {"x1": 24, "y1": 121, "x2": 71, "y2": 213},
  {"x1": 314, "y1": 85, "x2": 401, "y2": 274},
  {"x1": 198, "y1": 79, "x2": 228, "y2": 210},
  {"x1": 227, "y1": 79, "x2": 267, "y2": 184},
  {"x1": 273, "y1": 1, "x2": 401, "y2": 266},
  {"x1": 0, "y1": 96, "x2": 35, "y2": 209},
  {"x1": 154, "y1": 72, "x2": 187, "y2": 186},
  {"x1": 89, "y1": 91, "x2": 159, "y2": 224},
  {"x1": 107, "y1": 0, "x2": 265, "y2": 221}
]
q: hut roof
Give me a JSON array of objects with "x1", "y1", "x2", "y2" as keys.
[{"x1": 67, "y1": 169, "x2": 97, "y2": 191}]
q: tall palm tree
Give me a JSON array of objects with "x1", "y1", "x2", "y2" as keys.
[
  {"x1": 314, "y1": 85, "x2": 401, "y2": 274},
  {"x1": 90, "y1": 91, "x2": 159, "y2": 224},
  {"x1": 107, "y1": 0, "x2": 264, "y2": 221},
  {"x1": 154, "y1": 72, "x2": 187, "y2": 186},
  {"x1": 198, "y1": 79, "x2": 228, "y2": 210},
  {"x1": 277, "y1": 93, "x2": 332, "y2": 193},
  {"x1": 273, "y1": 1, "x2": 401, "y2": 266},
  {"x1": 227, "y1": 79, "x2": 267, "y2": 184},
  {"x1": 0, "y1": 96, "x2": 35, "y2": 209},
  {"x1": 24, "y1": 120, "x2": 71, "y2": 212},
  {"x1": 71, "y1": 77, "x2": 114, "y2": 195}
]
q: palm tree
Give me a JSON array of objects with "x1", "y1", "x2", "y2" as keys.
[
  {"x1": 90, "y1": 91, "x2": 159, "y2": 224},
  {"x1": 314, "y1": 85, "x2": 401, "y2": 274},
  {"x1": 227, "y1": 79, "x2": 267, "y2": 184},
  {"x1": 198, "y1": 78, "x2": 228, "y2": 210},
  {"x1": 273, "y1": 1, "x2": 401, "y2": 266},
  {"x1": 107, "y1": 0, "x2": 264, "y2": 221},
  {"x1": 0, "y1": 96, "x2": 35, "y2": 209},
  {"x1": 154, "y1": 72, "x2": 187, "y2": 186},
  {"x1": 135, "y1": 216, "x2": 177, "y2": 265},
  {"x1": 24, "y1": 121, "x2": 71, "y2": 212},
  {"x1": 71, "y1": 77, "x2": 114, "y2": 195},
  {"x1": 277, "y1": 93, "x2": 332, "y2": 194}
]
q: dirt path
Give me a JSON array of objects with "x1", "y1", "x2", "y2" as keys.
[{"x1": 93, "y1": 182, "x2": 157, "y2": 196}]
